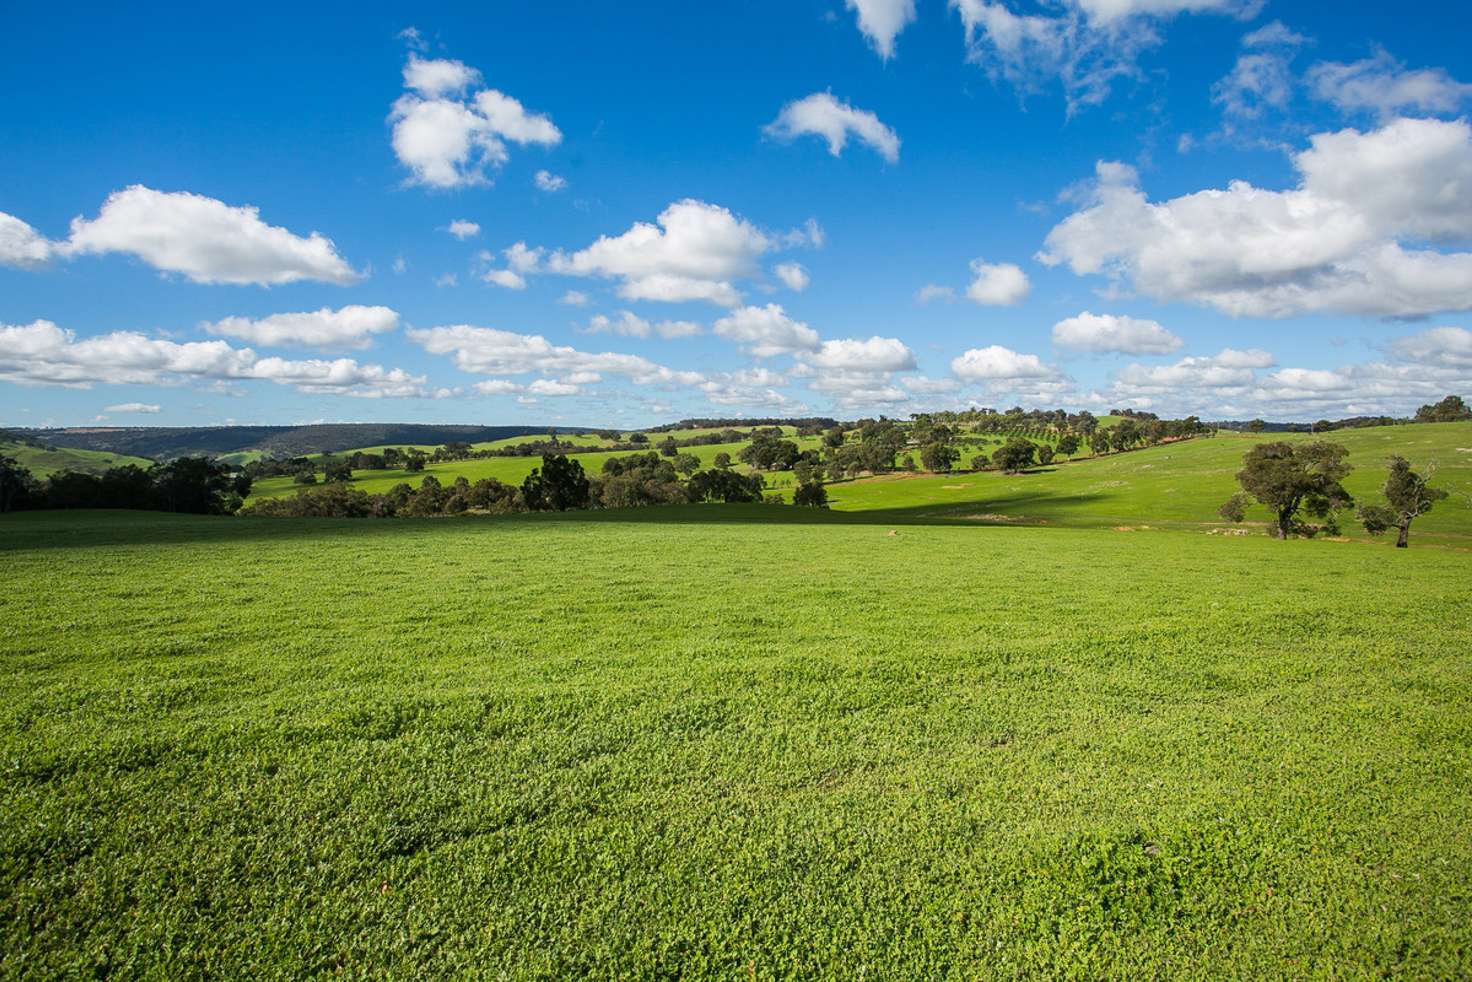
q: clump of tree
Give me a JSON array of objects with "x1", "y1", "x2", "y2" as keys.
[
  {"x1": 1415, "y1": 395, "x2": 1471, "y2": 423},
  {"x1": 792, "y1": 482, "x2": 828, "y2": 507},
  {"x1": 1357, "y1": 456, "x2": 1447, "y2": 548},
  {"x1": 1219, "y1": 441, "x2": 1353, "y2": 539},
  {"x1": 993, "y1": 438, "x2": 1037, "y2": 474},
  {"x1": 1, "y1": 456, "x2": 248, "y2": 515},
  {"x1": 522, "y1": 454, "x2": 591, "y2": 511},
  {"x1": 739, "y1": 429, "x2": 801, "y2": 470}
]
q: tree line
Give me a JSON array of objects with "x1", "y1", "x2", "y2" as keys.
[{"x1": 0, "y1": 456, "x2": 249, "y2": 515}]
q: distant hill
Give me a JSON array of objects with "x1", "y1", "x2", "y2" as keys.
[
  {"x1": 5, "y1": 424, "x2": 580, "y2": 460},
  {"x1": 0, "y1": 438, "x2": 155, "y2": 478}
]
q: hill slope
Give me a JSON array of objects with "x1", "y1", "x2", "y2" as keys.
[{"x1": 0, "y1": 439, "x2": 154, "y2": 478}]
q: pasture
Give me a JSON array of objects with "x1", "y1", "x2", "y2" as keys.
[{"x1": 2, "y1": 507, "x2": 1469, "y2": 977}]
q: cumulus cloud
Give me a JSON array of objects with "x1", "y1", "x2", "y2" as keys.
[
  {"x1": 1388, "y1": 326, "x2": 1472, "y2": 368},
  {"x1": 846, "y1": 0, "x2": 917, "y2": 59},
  {"x1": 774, "y1": 262, "x2": 810, "y2": 292},
  {"x1": 1308, "y1": 49, "x2": 1472, "y2": 118},
  {"x1": 1052, "y1": 311, "x2": 1182, "y2": 354},
  {"x1": 407, "y1": 324, "x2": 705, "y2": 390},
  {"x1": 0, "y1": 212, "x2": 54, "y2": 268},
  {"x1": 202, "y1": 305, "x2": 400, "y2": 351},
  {"x1": 764, "y1": 93, "x2": 901, "y2": 163},
  {"x1": 1039, "y1": 117, "x2": 1472, "y2": 318},
  {"x1": 966, "y1": 259, "x2": 1031, "y2": 305},
  {"x1": 446, "y1": 219, "x2": 480, "y2": 239},
  {"x1": 56, "y1": 186, "x2": 359, "y2": 286},
  {"x1": 951, "y1": 344, "x2": 1058, "y2": 380},
  {"x1": 559, "y1": 290, "x2": 590, "y2": 306},
  {"x1": 0, "y1": 320, "x2": 426, "y2": 397},
  {"x1": 534, "y1": 170, "x2": 568, "y2": 192},
  {"x1": 712, "y1": 304, "x2": 821, "y2": 357},
  {"x1": 103, "y1": 402, "x2": 161, "y2": 414},
  {"x1": 390, "y1": 53, "x2": 560, "y2": 189},
  {"x1": 483, "y1": 269, "x2": 527, "y2": 290},
  {"x1": 700, "y1": 367, "x2": 802, "y2": 409},
  {"x1": 585, "y1": 311, "x2": 703, "y2": 340},
  {"x1": 547, "y1": 199, "x2": 774, "y2": 307},
  {"x1": 951, "y1": 0, "x2": 1260, "y2": 112},
  {"x1": 799, "y1": 336, "x2": 917, "y2": 373},
  {"x1": 1212, "y1": 23, "x2": 1305, "y2": 120}
]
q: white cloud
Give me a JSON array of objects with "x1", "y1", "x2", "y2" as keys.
[
  {"x1": 799, "y1": 336, "x2": 917, "y2": 373},
  {"x1": 1308, "y1": 49, "x2": 1472, "y2": 118},
  {"x1": 0, "y1": 320, "x2": 426, "y2": 397},
  {"x1": 559, "y1": 290, "x2": 590, "y2": 306},
  {"x1": 60, "y1": 186, "x2": 358, "y2": 286},
  {"x1": 1389, "y1": 326, "x2": 1472, "y2": 368},
  {"x1": 0, "y1": 212, "x2": 53, "y2": 268},
  {"x1": 535, "y1": 170, "x2": 568, "y2": 192},
  {"x1": 202, "y1": 305, "x2": 400, "y2": 351},
  {"x1": 446, "y1": 219, "x2": 480, "y2": 239},
  {"x1": 585, "y1": 311, "x2": 703, "y2": 340},
  {"x1": 902, "y1": 375, "x2": 962, "y2": 395},
  {"x1": 700, "y1": 368, "x2": 801, "y2": 409},
  {"x1": 846, "y1": 0, "x2": 917, "y2": 59},
  {"x1": 712, "y1": 304, "x2": 820, "y2": 357},
  {"x1": 403, "y1": 54, "x2": 479, "y2": 97},
  {"x1": 392, "y1": 256, "x2": 408, "y2": 275},
  {"x1": 966, "y1": 259, "x2": 1031, "y2": 305},
  {"x1": 482, "y1": 269, "x2": 527, "y2": 290},
  {"x1": 1112, "y1": 347, "x2": 1274, "y2": 397},
  {"x1": 547, "y1": 199, "x2": 773, "y2": 307},
  {"x1": 951, "y1": 344, "x2": 1057, "y2": 380},
  {"x1": 435, "y1": 272, "x2": 458, "y2": 288},
  {"x1": 764, "y1": 93, "x2": 901, "y2": 163},
  {"x1": 389, "y1": 53, "x2": 560, "y2": 189},
  {"x1": 103, "y1": 402, "x2": 161, "y2": 414},
  {"x1": 503, "y1": 241, "x2": 544, "y2": 273},
  {"x1": 1052, "y1": 311, "x2": 1182, "y2": 354},
  {"x1": 774, "y1": 262, "x2": 810, "y2": 292},
  {"x1": 1241, "y1": 20, "x2": 1307, "y2": 47},
  {"x1": 1039, "y1": 117, "x2": 1472, "y2": 318},
  {"x1": 407, "y1": 324, "x2": 705, "y2": 388},
  {"x1": 951, "y1": 0, "x2": 1259, "y2": 112},
  {"x1": 915, "y1": 284, "x2": 956, "y2": 303}
]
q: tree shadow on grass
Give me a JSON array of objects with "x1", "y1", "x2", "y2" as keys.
[{"x1": 0, "y1": 486, "x2": 1111, "y2": 552}]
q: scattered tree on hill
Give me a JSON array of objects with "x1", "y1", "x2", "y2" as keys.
[
  {"x1": 1415, "y1": 395, "x2": 1471, "y2": 423},
  {"x1": 673, "y1": 452, "x2": 702, "y2": 477},
  {"x1": 739, "y1": 430, "x2": 801, "y2": 470},
  {"x1": 405, "y1": 455, "x2": 425, "y2": 473},
  {"x1": 322, "y1": 457, "x2": 353, "y2": 483},
  {"x1": 970, "y1": 453, "x2": 989, "y2": 471},
  {"x1": 792, "y1": 482, "x2": 828, "y2": 507},
  {"x1": 1357, "y1": 456, "x2": 1448, "y2": 548},
  {"x1": 1224, "y1": 441, "x2": 1353, "y2": 540},
  {"x1": 920, "y1": 442, "x2": 960, "y2": 473},
  {"x1": 1056, "y1": 434, "x2": 1079, "y2": 457},
  {"x1": 1247, "y1": 419, "x2": 1266, "y2": 433},
  {"x1": 687, "y1": 468, "x2": 765, "y2": 503},
  {"x1": 993, "y1": 438, "x2": 1037, "y2": 474},
  {"x1": 1037, "y1": 445, "x2": 1056, "y2": 466},
  {"x1": 521, "y1": 454, "x2": 591, "y2": 511},
  {"x1": 713, "y1": 452, "x2": 732, "y2": 470},
  {"x1": 294, "y1": 471, "x2": 318, "y2": 485}
]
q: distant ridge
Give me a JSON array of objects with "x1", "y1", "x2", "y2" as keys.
[{"x1": 6, "y1": 424, "x2": 585, "y2": 460}]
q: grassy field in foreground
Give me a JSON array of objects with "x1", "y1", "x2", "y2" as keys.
[
  {"x1": 2, "y1": 510, "x2": 1470, "y2": 977},
  {"x1": 0, "y1": 440, "x2": 154, "y2": 479},
  {"x1": 828, "y1": 422, "x2": 1472, "y2": 544}
]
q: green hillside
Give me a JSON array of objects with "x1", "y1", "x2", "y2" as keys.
[
  {"x1": 0, "y1": 439, "x2": 154, "y2": 479},
  {"x1": 826, "y1": 422, "x2": 1472, "y2": 544},
  {"x1": 2, "y1": 509, "x2": 1468, "y2": 976}
]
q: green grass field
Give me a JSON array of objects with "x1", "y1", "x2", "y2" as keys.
[
  {"x1": 3, "y1": 505, "x2": 1470, "y2": 977},
  {"x1": 0, "y1": 440, "x2": 154, "y2": 479}
]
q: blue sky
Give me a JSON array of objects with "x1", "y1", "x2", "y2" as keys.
[{"x1": 2, "y1": 0, "x2": 1470, "y2": 428}]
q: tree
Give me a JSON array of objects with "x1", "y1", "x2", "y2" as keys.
[
  {"x1": 322, "y1": 457, "x2": 353, "y2": 483},
  {"x1": 739, "y1": 430, "x2": 801, "y2": 470},
  {"x1": 1415, "y1": 395, "x2": 1471, "y2": 423},
  {"x1": 792, "y1": 482, "x2": 828, "y2": 507},
  {"x1": 920, "y1": 442, "x2": 959, "y2": 473},
  {"x1": 294, "y1": 471, "x2": 318, "y2": 485},
  {"x1": 969, "y1": 453, "x2": 989, "y2": 471},
  {"x1": 712, "y1": 452, "x2": 732, "y2": 470},
  {"x1": 0, "y1": 455, "x2": 37, "y2": 513},
  {"x1": 993, "y1": 438, "x2": 1037, "y2": 474},
  {"x1": 521, "y1": 454, "x2": 590, "y2": 511},
  {"x1": 657, "y1": 437, "x2": 679, "y2": 458},
  {"x1": 674, "y1": 452, "x2": 702, "y2": 477},
  {"x1": 1357, "y1": 456, "x2": 1447, "y2": 548},
  {"x1": 1037, "y1": 444, "x2": 1056, "y2": 466},
  {"x1": 1247, "y1": 418, "x2": 1266, "y2": 433},
  {"x1": 1056, "y1": 434, "x2": 1079, "y2": 457},
  {"x1": 1227, "y1": 441, "x2": 1353, "y2": 540},
  {"x1": 405, "y1": 454, "x2": 426, "y2": 473},
  {"x1": 152, "y1": 457, "x2": 240, "y2": 514}
]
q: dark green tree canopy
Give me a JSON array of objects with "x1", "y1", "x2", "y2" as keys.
[{"x1": 1231, "y1": 441, "x2": 1353, "y2": 539}]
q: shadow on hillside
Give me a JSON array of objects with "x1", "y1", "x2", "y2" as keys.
[{"x1": 0, "y1": 486, "x2": 1112, "y2": 552}]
